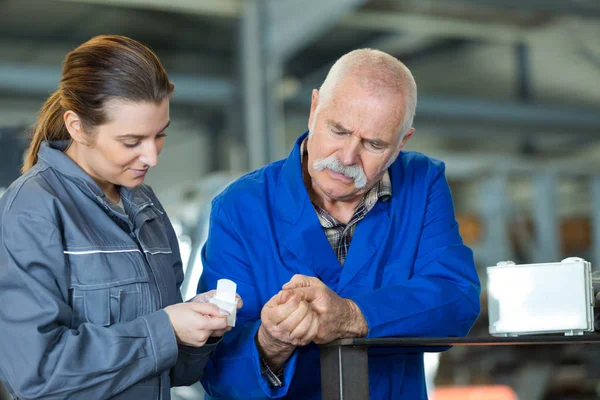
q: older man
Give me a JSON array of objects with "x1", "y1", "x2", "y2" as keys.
[{"x1": 199, "y1": 49, "x2": 480, "y2": 399}]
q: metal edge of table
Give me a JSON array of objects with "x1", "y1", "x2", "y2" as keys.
[
  {"x1": 319, "y1": 334, "x2": 600, "y2": 399},
  {"x1": 322, "y1": 334, "x2": 600, "y2": 347}
]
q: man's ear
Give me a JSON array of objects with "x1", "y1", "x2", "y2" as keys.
[
  {"x1": 64, "y1": 110, "x2": 88, "y2": 145},
  {"x1": 394, "y1": 127, "x2": 414, "y2": 159},
  {"x1": 308, "y1": 89, "x2": 319, "y2": 132}
]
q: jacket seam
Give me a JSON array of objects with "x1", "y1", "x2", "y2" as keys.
[
  {"x1": 3, "y1": 164, "x2": 51, "y2": 212},
  {"x1": 141, "y1": 316, "x2": 160, "y2": 375}
]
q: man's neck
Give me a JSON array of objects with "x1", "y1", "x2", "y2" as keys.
[{"x1": 312, "y1": 193, "x2": 360, "y2": 225}]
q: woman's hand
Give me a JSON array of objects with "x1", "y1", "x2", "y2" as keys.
[
  {"x1": 164, "y1": 302, "x2": 228, "y2": 347},
  {"x1": 189, "y1": 291, "x2": 244, "y2": 337}
]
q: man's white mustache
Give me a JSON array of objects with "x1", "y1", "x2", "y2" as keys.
[{"x1": 313, "y1": 155, "x2": 367, "y2": 189}]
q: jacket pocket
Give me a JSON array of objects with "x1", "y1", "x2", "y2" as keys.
[
  {"x1": 70, "y1": 279, "x2": 147, "y2": 327},
  {"x1": 67, "y1": 250, "x2": 150, "y2": 328},
  {"x1": 84, "y1": 287, "x2": 112, "y2": 326}
]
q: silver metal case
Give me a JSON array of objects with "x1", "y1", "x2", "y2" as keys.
[{"x1": 487, "y1": 257, "x2": 595, "y2": 337}]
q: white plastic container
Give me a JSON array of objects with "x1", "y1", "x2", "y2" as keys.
[
  {"x1": 209, "y1": 279, "x2": 239, "y2": 327},
  {"x1": 487, "y1": 257, "x2": 595, "y2": 336}
]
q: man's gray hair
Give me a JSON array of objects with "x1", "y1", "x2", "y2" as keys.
[{"x1": 317, "y1": 48, "x2": 417, "y2": 142}]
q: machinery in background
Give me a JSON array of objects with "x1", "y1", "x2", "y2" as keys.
[{"x1": 0, "y1": 127, "x2": 28, "y2": 189}]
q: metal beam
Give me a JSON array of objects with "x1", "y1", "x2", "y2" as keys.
[
  {"x1": 290, "y1": 85, "x2": 600, "y2": 132},
  {"x1": 513, "y1": 363, "x2": 552, "y2": 400},
  {"x1": 52, "y1": 2, "x2": 563, "y2": 46},
  {"x1": 55, "y1": 0, "x2": 241, "y2": 18},
  {"x1": 0, "y1": 64, "x2": 60, "y2": 95},
  {"x1": 170, "y1": 74, "x2": 233, "y2": 105},
  {"x1": 422, "y1": 150, "x2": 600, "y2": 180},
  {"x1": 426, "y1": 153, "x2": 538, "y2": 178},
  {"x1": 320, "y1": 345, "x2": 370, "y2": 400},
  {"x1": 240, "y1": 0, "x2": 269, "y2": 170},
  {"x1": 0, "y1": 63, "x2": 232, "y2": 105},
  {"x1": 447, "y1": 0, "x2": 600, "y2": 18},
  {"x1": 532, "y1": 173, "x2": 560, "y2": 262},
  {"x1": 299, "y1": 34, "x2": 443, "y2": 86},
  {"x1": 591, "y1": 176, "x2": 600, "y2": 271},
  {"x1": 516, "y1": 42, "x2": 533, "y2": 102},
  {"x1": 2, "y1": 63, "x2": 600, "y2": 134},
  {"x1": 268, "y1": 0, "x2": 366, "y2": 61},
  {"x1": 478, "y1": 174, "x2": 515, "y2": 266},
  {"x1": 339, "y1": 10, "x2": 531, "y2": 44},
  {"x1": 367, "y1": 35, "x2": 444, "y2": 57},
  {"x1": 416, "y1": 96, "x2": 600, "y2": 130}
]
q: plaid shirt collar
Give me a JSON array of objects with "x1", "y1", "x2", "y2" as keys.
[{"x1": 313, "y1": 173, "x2": 391, "y2": 229}]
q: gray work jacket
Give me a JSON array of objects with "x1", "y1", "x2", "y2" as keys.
[{"x1": 0, "y1": 141, "x2": 217, "y2": 399}]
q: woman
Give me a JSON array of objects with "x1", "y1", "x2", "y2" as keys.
[{"x1": 0, "y1": 35, "x2": 238, "y2": 399}]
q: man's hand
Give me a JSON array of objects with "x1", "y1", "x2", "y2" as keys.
[
  {"x1": 256, "y1": 290, "x2": 319, "y2": 371},
  {"x1": 282, "y1": 274, "x2": 368, "y2": 344}
]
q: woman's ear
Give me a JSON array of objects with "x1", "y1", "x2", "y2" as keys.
[{"x1": 63, "y1": 110, "x2": 88, "y2": 145}]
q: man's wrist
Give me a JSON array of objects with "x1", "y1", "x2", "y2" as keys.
[
  {"x1": 343, "y1": 299, "x2": 369, "y2": 338},
  {"x1": 256, "y1": 324, "x2": 296, "y2": 371}
]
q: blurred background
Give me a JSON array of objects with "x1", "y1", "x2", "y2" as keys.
[{"x1": 1, "y1": 0, "x2": 600, "y2": 399}]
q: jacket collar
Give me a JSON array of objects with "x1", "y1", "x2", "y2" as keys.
[
  {"x1": 276, "y1": 131, "x2": 310, "y2": 224},
  {"x1": 38, "y1": 140, "x2": 154, "y2": 219}
]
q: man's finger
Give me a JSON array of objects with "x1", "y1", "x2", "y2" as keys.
[
  {"x1": 282, "y1": 274, "x2": 318, "y2": 290},
  {"x1": 289, "y1": 307, "x2": 317, "y2": 340},
  {"x1": 277, "y1": 300, "x2": 310, "y2": 334},
  {"x1": 282, "y1": 287, "x2": 319, "y2": 303},
  {"x1": 278, "y1": 290, "x2": 292, "y2": 305},
  {"x1": 264, "y1": 292, "x2": 282, "y2": 309},
  {"x1": 303, "y1": 311, "x2": 321, "y2": 344},
  {"x1": 268, "y1": 294, "x2": 301, "y2": 325}
]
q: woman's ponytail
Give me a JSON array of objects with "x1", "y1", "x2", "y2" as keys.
[{"x1": 22, "y1": 90, "x2": 69, "y2": 173}]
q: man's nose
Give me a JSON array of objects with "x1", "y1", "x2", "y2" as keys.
[{"x1": 339, "y1": 136, "x2": 360, "y2": 166}]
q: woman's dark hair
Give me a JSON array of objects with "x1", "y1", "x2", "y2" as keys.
[{"x1": 22, "y1": 35, "x2": 174, "y2": 173}]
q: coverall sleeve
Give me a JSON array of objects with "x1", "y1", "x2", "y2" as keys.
[
  {"x1": 199, "y1": 200, "x2": 299, "y2": 399},
  {"x1": 347, "y1": 163, "x2": 481, "y2": 339},
  {"x1": 0, "y1": 211, "x2": 178, "y2": 400}
]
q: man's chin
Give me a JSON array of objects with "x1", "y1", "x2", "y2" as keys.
[
  {"x1": 312, "y1": 177, "x2": 362, "y2": 202},
  {"x1": 321, "y1": 186, "x2": 360, "y2": 201}
]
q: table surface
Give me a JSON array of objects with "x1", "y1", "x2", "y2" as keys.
[{"x1": 323, "y1": 333, "x2": 600, "y2": 347}]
